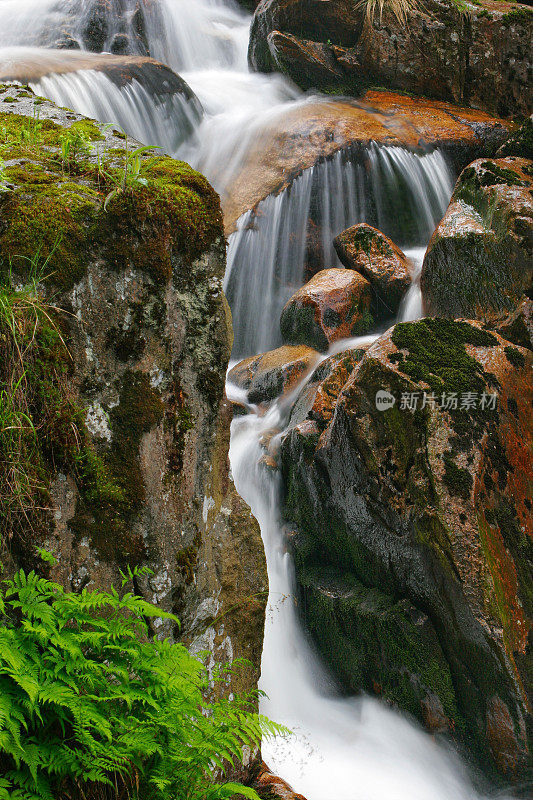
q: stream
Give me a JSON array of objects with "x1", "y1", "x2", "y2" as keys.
[{"x1": 0, "y1": 1, "x2": 518, "y2": 797}]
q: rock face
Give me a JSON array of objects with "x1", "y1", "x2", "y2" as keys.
[
  {"x1": 334, "y1": 224, "x2": 412, "y2": 319},
  {"x1": 249, "y1": 0, "x2": 363, "y2": 72},
  {"x1": 421, "y1": 157, "x2": 533, "y2": 322},
  {"x1": 281, "y1": 318, "x2": 532, "y2": 777},
  {"x1": 223, "y1": 92, "x2": 511, "y2": 234},
  {"x1": 280, "y1": 268, "x2": 373, "y2": 352},
  {"x1": 0, "y1": 85, "x2": 266, "y2": 695},
  {"x1": 228, "y1": 344, "x2": 320, "y2": 405},
  {"x1": 248, "y1": 0, "x2": 532, "y2": 118}
]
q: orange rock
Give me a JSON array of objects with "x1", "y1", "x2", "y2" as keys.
[
  {"x1": 280, "y1": 268, "x2": 372, "y2": 352},
  {"x1": 255, "y1": 762, "x2": 308, "y2": 800},
  {"x1": 227, "y1": 344, "x2": 320, "y2": 404},
  {"x1": 223, "y1": 93, "x2": 512, "y2": 233},
  {"x1": 334, "y1": 223, "x2": 412, "y2": 318}
]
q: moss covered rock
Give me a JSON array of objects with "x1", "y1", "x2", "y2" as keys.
[
  {"x1": 421, "y1": 157, "x2": 533, "y2": 322},
  {"x1": 0, "y1": 84, "x2": 266, "y2": 697},
  {"x1": 281, "y1": 317, "x2": 532, "y2": 779}
]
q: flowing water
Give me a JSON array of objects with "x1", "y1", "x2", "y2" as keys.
[{"x1": 0, "y1": 1, "x2": 514, "y2": 797}]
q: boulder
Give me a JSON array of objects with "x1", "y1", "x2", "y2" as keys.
[
  {"x1": 266, "y1": 31, "x2": 350, "y2": 92},
  {"x1": 0, "y1": 84, "x2": 266, "y2": 697},
  {"x1": 249, "y1": 0, "x2": 363, "y2": 72},
  {"x1": 334, "y1": 224, "x2": 412, "y2": 319},
  {"x1": 223, "y1": 92, "x2": 512, "y2": 234},
  {"x1": 281, "y1": 316, "x2": 532, "y2": 777},
  {"x1": 421, "y1": 157, "x2": 533, "y2": 321},
  {"x1": 360, "y1": 0, "x2": 533, "y2": 119},
  {"x1": 280, "y1": 268, "x2": 373, "y2": 352},
  {"x1": 497, "y1": 116, "x2": 533, "y2": 161},
  {"x1": 227, "y1": 344, "x2": 320, "y2": 405}
]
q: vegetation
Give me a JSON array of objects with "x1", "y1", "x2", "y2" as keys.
[
  {"x1": 0, "y1": 260, "x2": 82, "y2": 553},
  {"x1": 0, "y1": 557, "x2": 281, "y2": 800},
  {"x1": 356, "y1": 0, "x2": 422, "y2": 28}
]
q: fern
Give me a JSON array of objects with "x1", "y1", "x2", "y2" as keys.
[{"x1": 0, "y1": 565, "x2": 284, "y2": 799}]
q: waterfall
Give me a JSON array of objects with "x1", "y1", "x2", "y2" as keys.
[
  {"x1": 0, "y1": 0, "x2": 517, "y2": 797},
  {"x1": 31, "y1": 68, "x2": 201, "y2": 154},
  {"x1": 225, "y1": 145, "x2": 454, "y2": 357}
]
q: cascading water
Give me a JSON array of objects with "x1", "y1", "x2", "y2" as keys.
[
  {"x1": 0, "y1": 1, "x2": 516, "y2": 797},
  {"x1": 225, "y1": 144, "x2": 454, "y2": 357}
]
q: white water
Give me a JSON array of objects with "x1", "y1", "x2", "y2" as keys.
[{"x1": 0, "y1": 1, "x2": 514, "y2": 797}]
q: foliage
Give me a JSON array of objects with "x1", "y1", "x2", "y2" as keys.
[
  {"x1": 102, "y1": 140, "x2": 161, "y2": 211},
  {"x1": 356, "y1": 0, "x2": 422, "y2": 28},
  {"x1": 0, "y1": 258, "x2": 82, "y2": 550},
  {"x1": 59, "y1": 128, "x2": 94, "y2": 172},
  {"x1": 0, "y1": 559, "x2": 282, "y2": 800}
]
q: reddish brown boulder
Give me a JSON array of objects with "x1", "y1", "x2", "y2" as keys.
[
  {"x1": 280, "y1": 268, "x2": 373, "y2": 352},
  {"x1": 421, "y1": 157, "x2": 533, "y2": 321},
  {"x1": 334, "y1": 223, "x2": 412, "y2": 319},
  {"x1": 254, "y1": 762, "x2": 307, "y2": 800},
  {"x1": 227, "y1": 344, "x2": 320, "y2": 405},
  {"x1": 497, "y1": 298, "x2": 533, "y2": 350},
  {"x1": 281, "y1": 317, "x2": 533, "y2": 777},
  {"x1": 266, "y1": 31, "x2": 353, "y2": 92}
]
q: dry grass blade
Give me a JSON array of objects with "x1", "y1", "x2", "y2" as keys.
[{"x1": 356, "y1": 0, "x2": 423, "y2": 28}]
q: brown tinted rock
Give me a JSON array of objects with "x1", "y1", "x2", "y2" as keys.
[
  {"x1": 254, "y1": 762, "x2": 308, "y2": 800},
  {"x1": 421, "y1": 157, "x2": 533, "y2": 321},
  {"x1": 334, "y1": 223, "x2": 412, "y2": 318},
  {"x1": 223, "y1": 92, "x2": 511, "y2": 234},
  {"x1": 280, "y1": 269, "x2": 373, "y2": 352},
  {"x1": 228, "y1": 344, "x2": 320, "y2": 404},
  {"x1": 249, "y1": 0, "x2": 363, "y2": 72},
  {"x1": 266, "y1": 31, "x2": 349, "y2": 92},
  {"x1": 360, "y1": 0, "x2": 532, "y2": 118},
  {"x1": 281, "y1": 317, "x2": 532, "y2": 776}
]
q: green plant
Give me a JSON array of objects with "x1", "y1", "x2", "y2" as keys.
[
  {"x1": 102, "y1": 138, "x2": 161, "y2": 211},
  {"x1": 0, "y1": 557, "x2": 282, "y2": 800},
  {"x1": 59, "y1": 128, "x2": 94, "y2": 172},
  {"x1": 0, "y1": 254, "x2": 81, "y2": 548},
  {"x1": 0, "y1": 157, "x2": 10, "y2": 194}
]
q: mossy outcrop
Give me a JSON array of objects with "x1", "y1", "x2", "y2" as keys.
[
  {"x1": 0, "y1": 84, "x2": 266, "y2": 695},
  {"x1": 280, "y1": 317, "x2": 532, "y2": 779},
  {"x1": 421, "y1": 157, "x2": 533, "y2": 321}
]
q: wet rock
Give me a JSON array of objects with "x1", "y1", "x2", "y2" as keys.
[
  {"x1": 249, "y1": 0, "x2": 363, "y2": 72},
  {"x1": 360, "y1": 0, "x2": 532, "y2": 119},
  {"x1": 281, "y1": 317, "x2": 532, "y2": 777},
  {"x1": 280, "y1": 268, "x2": 373, "y2": 352},
  {"x1": 0, "y1": 85, "x2": 266, "y2": 698},
  {"x1": 253, "y1": 762, "x2": 308, "y2": 800},
  {"x1": 497, "y1": 298, "x2": 533, "y2": 350},
  {"x1": 421, "y1": 157, "x2": 533, "y2": 321},
  {"x1": 266, "y1": 31, "x2": 348, "y2": 92},
  {"x1": 82, "y1": 0, "x2": 109, "y2": 52},
  {"x1": 110, "y1": 33, "x2": 131, "y2": 55},
  {"x1": 497, "y1": 116, "x2": 533, "y2": 161},
  {"x1": 334, "y1": 223, "x2": 412, "y2": 320},
  {"x1": 223, "y1": 92, "x2": 511, "y2": 234},
  {"x1": 0, "y1": 50, "x2": 201, "y2": 105},
  {"x1": 228, "y1": 345, "x2": 320, "y2": 404}
]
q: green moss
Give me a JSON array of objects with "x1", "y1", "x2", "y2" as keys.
[
  {"x1": 504, "y1": 345, "x2": 526, "y2": 368},
  {"x1": 443, "y1": 454, "x2": 473, "y2": 499},
  {"x1": 502, "y1": 7, "x2": 532, "y2": 24},
  {"x1": 390, "y1": 318, "x2": 498, "y2": 396},
  {"x1": 71, "y1": 371, "x2": 164, "y2": 564},
  {"x1": 100, "y1": 157, "x2": 224, "y2": 284},
  {"x1": 497, "y1": 117, "x2": 533, "y2": 161}
]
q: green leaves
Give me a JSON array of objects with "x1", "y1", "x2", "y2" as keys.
[{"x1": 0, "y1": 568, "x2": 283, "y2": 799}]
